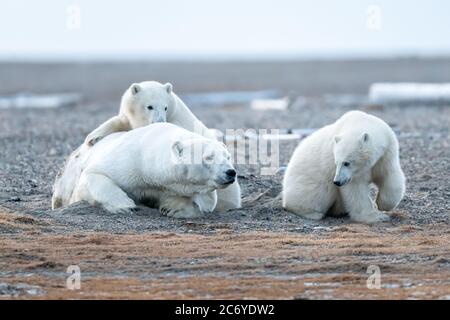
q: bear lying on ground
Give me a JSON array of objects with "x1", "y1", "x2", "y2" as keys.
[
  {"x1": 84, "y1": 81, "x2": 241, "y2": 211},
  {"x1": 282, "y1": 110, "x2": 406, "y2": 223},
  {"x1": 52, "y1": 123, "x2": 237, "y2": 218}
]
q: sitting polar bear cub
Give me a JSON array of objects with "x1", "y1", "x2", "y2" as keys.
[
  {"x1": 52, "y1": 123, "x2": 237, "y2": 218},
  {"x1": 282, "y1": 111, "x2": 405, "y2": 223},
  {"x1": 84, "y1": 81, "x2": 241, "y2": 211}
]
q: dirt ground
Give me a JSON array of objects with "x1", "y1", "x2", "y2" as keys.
[{"x1": 0, "y1": 59, "x2": 449, "y2": 299}]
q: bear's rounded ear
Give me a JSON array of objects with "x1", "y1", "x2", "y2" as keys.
[
  {"x1": 362, "y1": 132, "x2": 369, "y2": 143},
  {"x1": 172, "y1": 141, "x2": 183, "y2": 157},
  {"x1": 164, "y1": 82, "x2": 173, "y2": 94},
  {"x1": 130, "y1": 83, "x2": 141, "y2": 95},
  {"x1": 334, "y1": 135, "x2": 341, "y2": 143}
]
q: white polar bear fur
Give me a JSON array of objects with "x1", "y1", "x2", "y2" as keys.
[
  {"x1": 282, "y1": 111, "x2": 406, "y2": 223},
  {"x1": 53, "y1": 123, "x2": 236, "y2": 218},
  {"x1": 84, "y1": 81, "x2": 241, "y2": 211}
]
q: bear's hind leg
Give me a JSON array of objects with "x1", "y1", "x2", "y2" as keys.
[
  {"x1": 282, "y1": 182, "x2": 334, "y2": 220},
  {"x1": 75, "y1": 172, "x2": 137, "y2": 214},
  {"x1": 373, "y1": 155, "x2": 406, "y2": 211},
  {"x1": 340, "y1": 180, "x2": 389, "y2": 223}
]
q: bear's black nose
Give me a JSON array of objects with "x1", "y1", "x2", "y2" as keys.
[
  {"x1": 333, "y1": 180, "x2": 342, "y2": 187},
  {"x1": 226, "y1": 169, "x2": 236, "y2": 177}
]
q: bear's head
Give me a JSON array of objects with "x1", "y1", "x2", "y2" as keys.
[
  {"x1": 171, "y1": 138, "x2": 236, "y2": 191},
  {"x1": 120, "y1": 81, "x2": 175, "y2": 128},
  {"x1": 332, "y1": 132, "x2": 372, "y2": 187}
]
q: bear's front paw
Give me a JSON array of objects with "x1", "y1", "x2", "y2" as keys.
[
  {"x1": 105, "y1": 205, "x2": 138, "y2": 214},
  {"x1": 85, "y1": 134, "x2": 103, "y2": 147},
  {"x1": 160, "y1": 206, "x2": 203, "y2": 219},
  {"x1": 159, "y1": 206, "x2": 203, "y2": 219},
  {"x1": 193, "y1": 192, "x2": 217, "y2": 213},
  {"x1": 160, "y1": 206, "x2": 174, "y2": 216},
  {"x1": 351, "y1": 211, "x2": 390, "y2": 224},
  {"x1": 160, "y1": 196, "x2": 205, "y2": 219}
]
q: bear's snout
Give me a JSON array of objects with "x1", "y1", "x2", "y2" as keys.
[
  {"x1": 226, "y1": 169, "x2": 236, "y2": 178},
  {"x1": 333, "y1": 178, "x2": 350, "y2": 187},
  {"x1": 333, "y1": 180, "x2": 343, "y2": 187},
  {"x1": 217, "y1": 169, "x2": 236, "y2": 186}
]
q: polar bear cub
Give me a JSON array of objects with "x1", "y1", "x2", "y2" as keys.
[
  {"x1": 54, "y1": 123, "x2": 237, "y2": 218},
  {"x1": 85, "y1": 81, "x2": 177, "y2": 145},
  {"x1": 282, "y1": 111, "x2": 405, "y2": 223},
  {"x1": 84, "y1": 81, "x2": 241, "y2": 211}
]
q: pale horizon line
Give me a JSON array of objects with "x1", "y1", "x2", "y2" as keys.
[{"x1": 2, "y1": 50, "x2": 450, "y2": 63}]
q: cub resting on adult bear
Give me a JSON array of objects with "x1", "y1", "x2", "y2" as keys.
[
  {"x1": 84, "y1": 81, "x2": 241, "y2": 211},
  {"x1": 53, "y1": 123, "x2": 237, "y2": 218},
  {"x1": 282, "y1": 111, "x2": 406, "y2": 223}
]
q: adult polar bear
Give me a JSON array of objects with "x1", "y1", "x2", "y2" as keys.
[
  {"x1": 283, "y1": 111, "x2": 405, "y2": 223},
  {"x1": 84, "y1": 81, "x2": 241, "y2": 211},
  {"x1": 52, "y1": 123, "x2": 237, "y2": 218}
]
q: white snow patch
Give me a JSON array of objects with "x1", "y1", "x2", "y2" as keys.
[
  {"x1": 251, "y1": 97, "x2": 289, "y2": 110},
  {"x1": 0, "y1": 93, "x2": 81, "y2": 109},
  {"x1": 369, "y1": 83, "x2": 450, "y2": 104}
]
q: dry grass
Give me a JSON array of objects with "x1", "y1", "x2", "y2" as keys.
[{"x1": 1, "y1": 215, "x2": 449, "y2": 299}]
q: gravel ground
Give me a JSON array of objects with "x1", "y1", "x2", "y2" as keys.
[{"x1": 0, "y1": 59, "x2": 449, "y2": 299}]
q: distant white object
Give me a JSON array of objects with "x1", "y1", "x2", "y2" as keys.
[
  {"x1": 369, "y1": 83, "x2": 450, "y2": 103},
  {"x1": 251, "y1": 97, "x2": 289, "y2": 111},
  {"x1": 0, "y1": 93, "x2": 81, "y2": 109}
]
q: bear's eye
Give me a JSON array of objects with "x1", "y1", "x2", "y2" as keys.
[
  {"x1": 204, "y1": 154, "x2": 214, "y2": 161},
  {"x1": 343, "y1": 162, "x2": 351, "y2": 167},
  {"x1": 147, "y1": 105, "x2": 153, "y2": 110},
  {"x1": 165, "y1": 106, "x2": 168, "y2": 111}
]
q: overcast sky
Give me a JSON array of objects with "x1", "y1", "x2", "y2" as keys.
[{"x1": 1, "y1": 0, "x2": 450, "y2": 60}]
